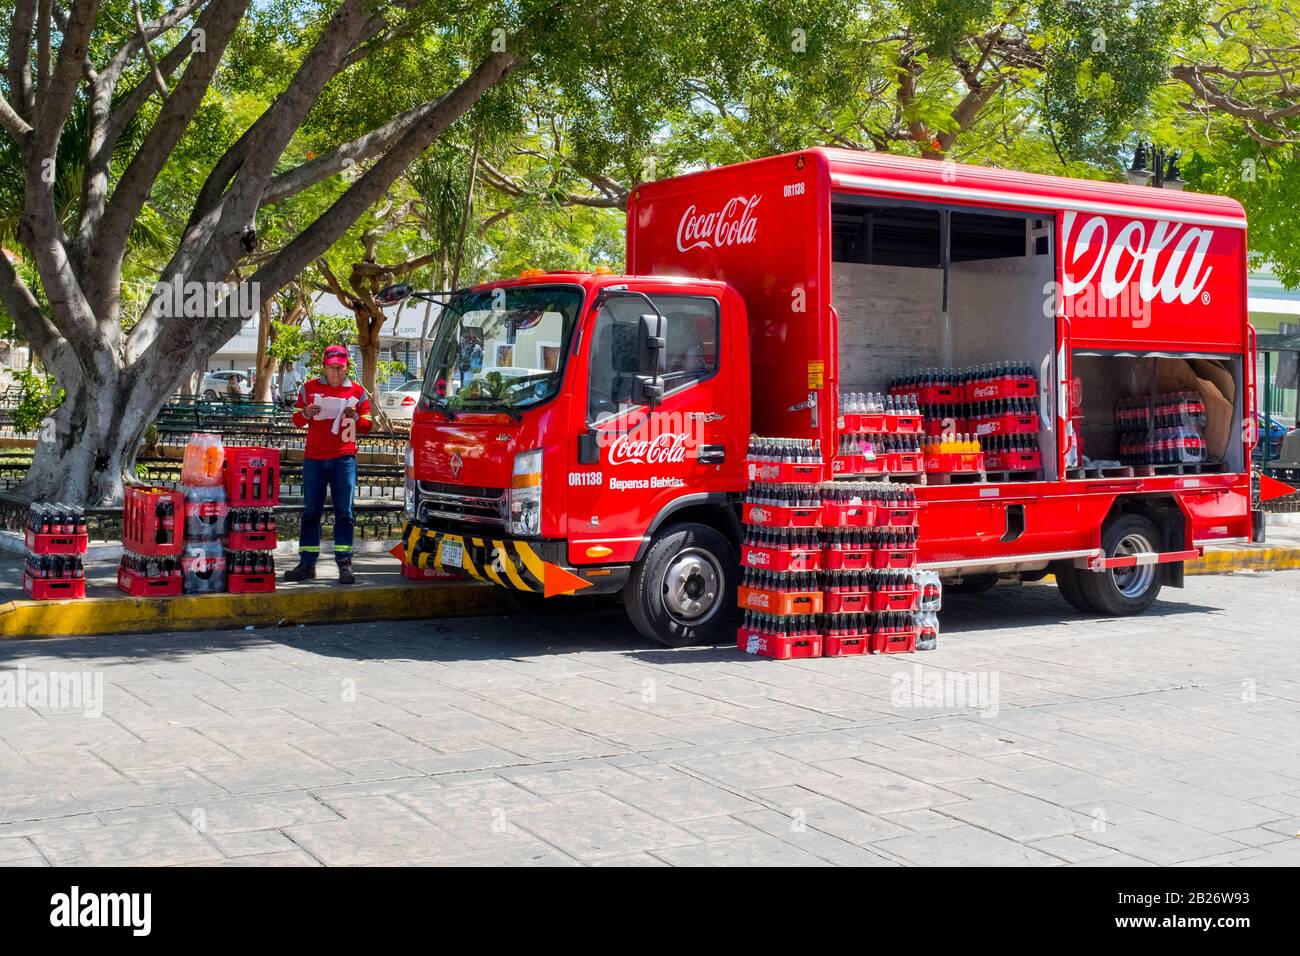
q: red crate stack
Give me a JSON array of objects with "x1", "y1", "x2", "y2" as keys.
[
  {"x1": 739, "y1": 439, "x2": 826, "y2": 659},
  {"x1": 222, "y1": 447, "x2": 279, "y2": 594},
  {"x1": 118, "y1": 486, "x2": 184, "y2": 597},
  {"x1": 23, "y1": 502, "x2": 87, "y2": 600}
]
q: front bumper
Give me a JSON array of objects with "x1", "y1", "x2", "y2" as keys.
[{"x1": 401, "y1": 522, "x2": 607, "y2": 594}]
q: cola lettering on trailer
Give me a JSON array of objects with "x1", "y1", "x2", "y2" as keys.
[
  {"x1": 607, "y1": 432, "x2": 693, "y2": 466},
  {"x1": 676, "y1": 195, "x2": 762, "y2": 252},
  {"x1": 1059, "y1": 210, "x2": 1215, "y2": 308}
]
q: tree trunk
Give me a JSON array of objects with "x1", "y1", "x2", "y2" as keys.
[
  {"x1": 253, "y1": 300, "x2": 273, "y2": 402},
  {"x1": 19, "y1": 368, "x2": 170, "y2": 505},
  {"x1": 359, "y1": 334, "x2": 382, "y2": 396}
]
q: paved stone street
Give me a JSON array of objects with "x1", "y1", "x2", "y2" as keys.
[{"x1": 2, "y1": 571, "x2": 1299, "y2": 867}]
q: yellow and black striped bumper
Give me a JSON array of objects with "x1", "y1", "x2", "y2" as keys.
[{"x1": 400, "y1": 522, "x2": 561, "y2": 593}]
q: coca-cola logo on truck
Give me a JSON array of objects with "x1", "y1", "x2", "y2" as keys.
[
  {"x1": 1060, "y1": 210, "x2": 1214, "y2": 305},
  {"x1": 608, "y1": 432, "x2": 692, "y2": 466},
  {"x1": 676, "y1": 195, "x2": 761, "y2": 252}
]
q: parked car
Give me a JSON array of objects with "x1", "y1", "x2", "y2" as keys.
[
  {"x1": 378, "y1": 380, "x2": 423, "y2": 422},
  {"x1": 1253, "y1": 412, "x2": 1292, "y2": 462},
  {"x1": 201, "y1": 370, "x2": 251, "y2": 400}
]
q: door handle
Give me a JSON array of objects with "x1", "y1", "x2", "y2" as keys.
[{"x1": 699, "y1": 444, "x2": 726, "y2": 465}]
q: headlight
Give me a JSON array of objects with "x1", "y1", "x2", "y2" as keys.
[
  {"x1": 404, "y1": 445, "x2": 417, "y2": 520},
  {"x1": 508, "y1": 448, "x2": 543, "y2": 536}
]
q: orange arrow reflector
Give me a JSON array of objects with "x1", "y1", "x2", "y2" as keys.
[
  {"x1": 543, "y1": 562, "x2": 593, "y2": 598},
  {"x1": 1259, "y1": 473, "x2": 1297, "y2": 503},
  {"x1": 389, "y1": 542, "x2": 407, "y2": 563}
]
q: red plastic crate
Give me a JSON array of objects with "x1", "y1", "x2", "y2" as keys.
[
  {"x1": 741, "y1": 544, "x2": 822, "y2": 572},
  {"x1": 831, "y1": 454, "x2": 888, "y2": 477},
  {"x1": 117, "y1": 566, "x2": 184, "y2": 597},
  {"x1": 924, "y1": 452, "x2": 984, "y2": 474},
  {"x1": 224, "y1": 447, "x2": 281, "y2": 507},
  {"x1": 742, "y1": 501, "x2": 821, "y2": 529},
  {"x1": 747, "y1": 460, "x2": 823, "y2": 484},
  {"x1": 894, "y1": 451, "x2": 924, "y2": 473},
  {"x1": 875, "y1": 503, "x2": 919, "y2": 527},
  {"x1": 23, "y1": 572, "x2": 85, "y2": 601},
  {"x1": 737, "y1": 628, "x2": 823, "y2": 659},
  {"x1": 122, "y1": 485, "x2": 184, "y2": 557},
  {"x1": 24, "y1": 529, "x2": 88, "y2": 555},
  {"x1": 227, "y1": 572, "x2": 275, "y2": 594},
  {"x1": 823, "y1": 634, "x2": 870, "y2": 656},
  {"x1": 824, "y1": 590, "x2": 872, "y2": 614},
  {"x1": 870, "y1": 586, "x2": 919, "y2": 612},
  {"x1": 824, "y1": 547, "x2": 874, "y2": 571},
  {"x1": 871, "y1": 628, "x2": 918, "y2": 654},
  {"x1": 226, "y1": 529, "x2": 277, "y2": 551},
  {"x1": 913, "y1": 384, "x2": 962, "y2": 406},
  {"x1": 966, "y1": 377, "x2": 1037, "y2": 402},
  {"x1": 821, "y1": 499, "x2": 876, "y2": 528},
  {"x1": 872, "y1": 547, "x2": 918, "y2": 569},
  {"x1": 887, "y1": 413, "x2": 923, "y2": 435},
  {"x1": 738, "y1": 585, "x2": 823, "y2": 616},
  {"x1": 840, "y1": 412, "x2": 887, "y2": 433},
  {"x1": 974, "y1": 414, "x2": 1038, "y2": 438},
  {"x1": 983, "y1": 449, "x2": 1042, "y2": 472}
]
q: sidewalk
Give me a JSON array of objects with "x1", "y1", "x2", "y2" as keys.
[
  {"x1": 0, "y1": 551, "x2": 499, "y2": 639},
  {"x1": 3, "y1": 520, "x2": 1298, "y2": 639}
]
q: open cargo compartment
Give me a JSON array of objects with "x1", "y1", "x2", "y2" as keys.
[
  {"x1": 1071, "y1": 352, "x2": 1244, "y2": 474},
  {"x1": 829, "y1": 197, "x2": 1059, "y2": 480}
]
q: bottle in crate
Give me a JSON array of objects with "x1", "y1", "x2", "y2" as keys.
[
  {"x1": 184, "y1": 484, "x2": 229, "y2": 540},
  {"x1": 182, "y1": 539, "x2": 226, "y2": 593}
]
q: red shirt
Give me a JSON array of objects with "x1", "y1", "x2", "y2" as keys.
[{"x1": 293, "y1": 377, "x2": 373, "y2": 459}]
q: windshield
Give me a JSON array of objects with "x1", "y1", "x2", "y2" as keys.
[{"x1": 421, "y1": 284, "x2": 583, "y2": 412}]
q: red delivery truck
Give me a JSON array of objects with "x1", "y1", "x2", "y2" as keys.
[{"x1": 399, "y1": 147, "x2": 1277, "y2": 647}]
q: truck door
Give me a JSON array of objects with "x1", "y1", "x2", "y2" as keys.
[{"x1": 567, "y1": 291, "x2": 731, "y2": 565}]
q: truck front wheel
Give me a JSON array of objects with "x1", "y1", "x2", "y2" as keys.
[
  {"x1": 1078, "y1": 514, "x2": 1165, "y2": 616},
  {"x1": 625, "y1": 523, "x2": 737, "y2": 648}
]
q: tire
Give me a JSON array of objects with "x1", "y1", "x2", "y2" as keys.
[
  {"x1": 1052, "y1": 560, "x2": 1096, "y2": 613},
  {"x1": 1078, "y1": 514, "x2": 1164, "y2": 616},
  {"x1": 624, "y1": 522, "x2": 737, "y2": 648},
  {"x1": 947, "y1": 573, "x2": 999, "y2": 594},
  {"x1": 203, "y1": 389, "x2": 218, "y2": 400}
]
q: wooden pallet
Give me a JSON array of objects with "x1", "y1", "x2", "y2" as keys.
[
  {"x1": 926, "y1": 470, "x2": 986, "y2": 485},
  {"x1": 1130, "y1": 462, "x2": 1227, "y2": 477},
  {"x1": 984, "y1": 469, "x2": 1044, "y2": 483},
  {"x1": 1067, "y1": 465, "x2": 1136, "y2": 479}
]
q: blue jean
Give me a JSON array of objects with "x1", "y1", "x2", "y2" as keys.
[{"x1": 299, "y1": 455, "x2": 356, "y2": 564}]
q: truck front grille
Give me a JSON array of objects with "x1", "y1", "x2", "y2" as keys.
[{"x1": 416, "y1": 480, "x2": 506, "y2": 529}]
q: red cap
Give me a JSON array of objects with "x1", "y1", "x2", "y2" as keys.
[{"x1": 323, "y1": 345, "x2": 349, "y2": 367}]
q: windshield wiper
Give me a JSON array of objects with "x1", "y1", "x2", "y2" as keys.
[{"x1": 457, "y1": 400, "x2": 522, "y2": 422}]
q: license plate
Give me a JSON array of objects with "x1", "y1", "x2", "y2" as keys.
[{"x1": 439, "y1": 540, "x2": 463, "y2": 569}]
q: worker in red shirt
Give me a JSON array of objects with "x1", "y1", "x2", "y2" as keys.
[{"x1": 284, "y1": 344, "x2": 373, "y2": 584}]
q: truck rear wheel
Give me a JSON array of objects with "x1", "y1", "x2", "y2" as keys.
[
  {"x1": 1052, "y1": 561, "x2": 1095, "y2": 613},
  {"x1": 625, "y1": 523, "x2": 736, "y2": 648},
  {"x1": 1078, "y1": 514, "x2": 1164, "y2": 616}
]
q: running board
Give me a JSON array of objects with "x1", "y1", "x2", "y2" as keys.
[{"x1": 1075, "y1": 548, "x2": 1202, "y2": 573}]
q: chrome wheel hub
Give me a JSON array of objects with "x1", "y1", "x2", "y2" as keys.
[{"x1": 661, "y1": 548, "x2": 723, "y2": 625}]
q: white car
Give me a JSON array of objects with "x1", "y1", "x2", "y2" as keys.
[
  {"x1": 379, "y1": 380, "x2": 423, "y2": 422},
  {"x1": 201, "y1": 370, "x2": 251, "y2": 400}
]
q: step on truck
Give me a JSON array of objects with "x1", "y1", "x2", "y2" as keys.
[{"x1": 395, "y1": 147, "x2": 1276, "y2": 647}]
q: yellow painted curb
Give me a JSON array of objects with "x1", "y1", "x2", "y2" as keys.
[
  {"x1": 1187, "y1": 548, "x2": 1300, "y2": 575},
  {"x1": 0, "y1": 581, "x2": 503, "y2": 639}
]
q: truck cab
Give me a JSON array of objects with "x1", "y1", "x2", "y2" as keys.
[{"x1": 402, "y1": 271, "x2": 751, "y2": 646}]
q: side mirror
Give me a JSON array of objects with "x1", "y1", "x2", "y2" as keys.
[
  {"x1": 375, "y1": 283, "x2": 413, "y2": 307},
  {"x1": 633, "y1": 312, "x2": 666, "y2": 406}
]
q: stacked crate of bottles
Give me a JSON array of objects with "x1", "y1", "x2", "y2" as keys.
[
  {"x1": 24, "y1": 503, "x2": 88, "y2": 600},
  {"x1": 1116, "y1": 392, "x2": 1208, "y2": 467},
  {"x1": 224, "y1": 447, "x2": 280, "y2": 593},
  {"x1": 820, "y1": 482, "x2": 921, "y2": 655},
  {"x1": 891, "y1": 364, "x2": 1041, "y2": 475},
  {"x1": 118, "y1": 485, "x2": 185, "y2": 596},
  {"x1": 738, "y1": 438, "x2": 826, "y2": 659},
  {"x1": 833, "y1": 392, "x2": 924, "y2": 477}
]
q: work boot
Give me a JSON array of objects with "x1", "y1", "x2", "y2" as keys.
[
  {"x1": 282, "y1": 561, "x2": 316, "y2": 582},
  {"x1": 337, "y1": 561, "x2": 355, "y2": 585}
]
